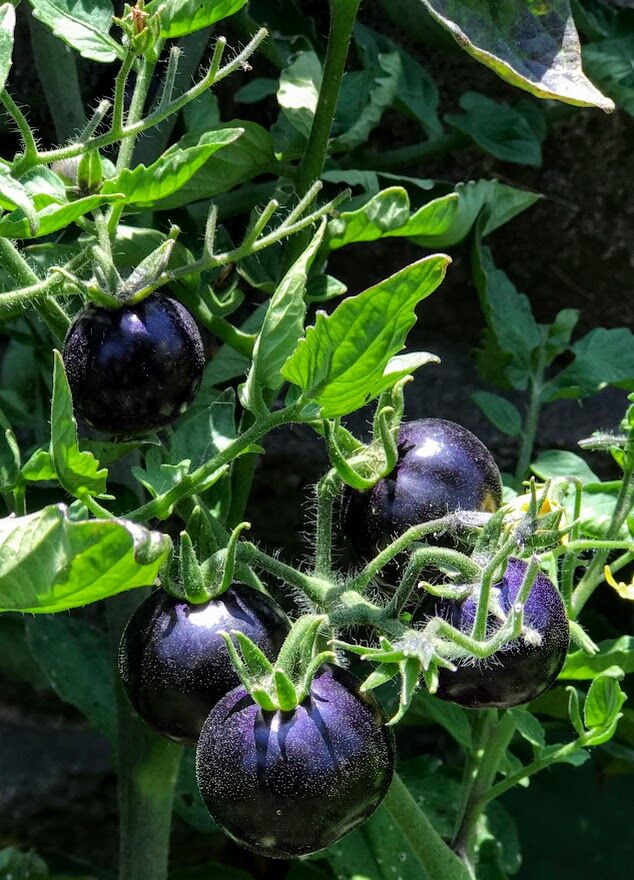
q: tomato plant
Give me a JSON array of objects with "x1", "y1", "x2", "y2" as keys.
[{"x1": 0, "y1": 2, "x2": 633, "y2": 880}]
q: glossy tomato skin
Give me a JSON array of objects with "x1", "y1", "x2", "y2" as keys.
[
  {"x1": 118, "y1": 585, "x2": 289, "y2": 745},
  {"x1": 63, "y1": 293, "x2": 205, "y2": 434},
  {"x1": 342, "y1": 418, "x2": 503, "y2": 563},
  {"x1": 196, "y1": 665, "x2": 395, "y2": 858},
  {"x1": 432, "y1": 558, "x2": 569, "y2": 709}
]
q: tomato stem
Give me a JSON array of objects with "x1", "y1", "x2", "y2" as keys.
[
  {"x1": 383, "y1": 773, "x2": 473, "y2": 880},
  {"x1": 107, "y1": 592, "x2": 183, "y2": 880}
]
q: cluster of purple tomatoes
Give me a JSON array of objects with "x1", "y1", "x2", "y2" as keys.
[{"x1": 63, "y1": 293, "x2": 569, "y2": 859}]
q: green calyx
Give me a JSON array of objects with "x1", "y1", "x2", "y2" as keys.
[
  {"x1": 322, "y1": 379, "x2": 408, "y2": 490},
  {"x1": 220, "y1": 615, "x2": 336, "y2": 712},
  {"x1": 161, "y1": 519, "x2": 252, "y2": 604}
]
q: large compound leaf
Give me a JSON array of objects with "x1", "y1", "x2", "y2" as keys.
[
  {"x1": 145, "y1": 0, "x2": 247, "y2": 38},
  {"x1": 0, "y1": 3, "x2": 15, "y2": 92},
  {"x1": 27, "y1": 0, "x2": 122, "y2": 62},
  {"x1": 419, "y1": 0, "x2": 614, "y2": 111},
  {"x1": 0, "y1": 504, "x2": 170, "y2": 613},
  {"x1": 282, "y1": 254, "x2": 449, "y2": 417}
]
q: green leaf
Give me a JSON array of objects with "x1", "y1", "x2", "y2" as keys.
[
  {"x1": 354, "y1": 22, "x2": 442, "y2": 136},
  {"x1": 50, "y1": 351, "x2": 108, "y2": 499},
  {"x1": 531, "y1": 449, "x2": 599, "y2": 484},
  {"x1": 543, "y1": 327, "x2": 634, "y2": 401},
  {"x1": 419, "y1": 0, "x2": 614, "y2": 111},
  {"x1": 583, "y1": 34, "x2": 634, "y2": 116},
  {"x1": 0, "y1": 3, "x2": 15, "y2": 93},
  {"x1": 472, "y1": 238, "x2": 542, "y2": 389},
  {"x1": 327, "y1": 187, "x2": 411, "y2": 250},
  {"x1": 102, "y1": 129, "x2": 242, "y2": 207},
  {"x1": 145, "y1": 0, "x2": 247, "y2": 38},
  {"x1": 281, "y1": 254, "x2": 449, "y2": 418},
  {"x1": 509, "y1": 708, "x2": 546, "y2": 748},
  {"x1": 0, "y1": 504, "x2": 170, "y2": 613},
  {"x1": 235, "y1": 77, "x2": 278, "y2": 104},
  {"x1": 153, "y1": 122, "x2": 276, "y2": 211},
  {"x1": 331, "y1": 50, "x2": 402, "y2": 152},
  {"x1": 26, "y1": 615, "x2": 117, "y2": 742},
  {"x1": 472, "y1": 390, "x2": 522, "y2": 437},
  {"x1": 277, "y1": 50, "x2": 322, "y2": 138},
  {"x1": 583, "y1": 666, "x2": 626, "y2": 745},
  {"x1": 27, "y1": 0, "x2": 122, "y2": 63},
  {"x1": 21, "y1": 447, "x2": 57, "y2": 482},
  {"x1": 243, "y1": 222, "x2": 325, "y2": 408},
  {"x1": 0, "y1": 166, "x2": 38, "y2": 236},
  {"x1": 446, "y1": 91, "x2": 543, "y2": 166},
  {"x1": 561, "y1": 637, "x2": 634, "y2": 680},
  {"x1": 415, "y1": 692, "x2": 472, "y2": 748},
  {"x1": 0, "y1": 193, "x2": 123, "y2": 240}
]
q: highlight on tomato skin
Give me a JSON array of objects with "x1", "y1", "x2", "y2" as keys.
[
  {"x1": 341, "y1": 418, "x2": 503, "y2": 564},
  {"x1": 62, "y1": 292, "x2": 205, "y2": 435},
  {"x1": 118, "y1": 584, "x2": 290, "y2": 745},
  {"x1": 195, "y1": 664, "x2": 396, "y2": 858},
  {"x1": 428, "y1": 557, "x2": 570, "y2": 709}
]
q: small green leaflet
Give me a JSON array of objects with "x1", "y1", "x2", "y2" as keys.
[
  {"x1": 27, "y1": 0, "x2": 122, "y2": 63},
  {"x1": 583, "y1": 667, "x2": 626, "y2": 746},
  {"x1": 242, "y1": 221, "x2": 325, "y2": 410},
  {"x1": 472, "y1": 390, "x2": 522, "y2": 437},
  {"x1": 0, "y1": 193, "x2": 124, "y2": 240},
  {"x1": 542, "y1": 327, "x2": 634, "y2": 401},
  {"x1": 0, "y1": 3, "x2": 15, "y2": 92},
  {"x1": 278, "y1": 50, "x2": 322, "y2": 138},
  {"x1": 561, "y1": 637, "x2": 634, "y2": 680},
  {"x1": 0, "y1": 504, "x2": 170, "y2": 613},
  {"x1": 446, "y1": 91, "x2": 544, "y2": 166},
  {"x1": 102, "y1": 129, "x2": 243, "y2": 207},
  {"x1": 418, "y1": 0, "x2": 614, "y2": 111},
  {"x1": 50, "y1": 351, "x2": 108, "y2": 499},
  {"x1": 281, "y1": 254, "x2": 449, "y2": 418},
  {"x1": 144, "y1": 0, "x2": 248, "y2": 39}
]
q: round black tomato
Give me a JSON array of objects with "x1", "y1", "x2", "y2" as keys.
[
  {"x1": 431, "y1": 557, "x2": 570, "y2": 709},
  {"x1": 342, "y1": 418, "x2": 503, "y2": 563},
  {"x1": 63, "y1": 293, "x2": 205, "y2": 434},
  {"x1": 118, "y1": 584, "x2": 289, "y2": 745},
  {"x1": 196, "y1": 665, "x2": 395, "y2": 858}
]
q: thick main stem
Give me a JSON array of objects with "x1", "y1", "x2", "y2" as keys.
[
  {"x1": 285, "y1": 0, "x2": 361, "y2": 267},
  {"x1": 107, "y1": 593, "x2": 182, "y2": 880},
  {"x1": 515, "y1": 351, "x2": 546, "y2": 483},
  {"x1": 383, "y1": 774, "x2": 472, "y2": 880}
]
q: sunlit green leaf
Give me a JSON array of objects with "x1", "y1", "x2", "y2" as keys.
[
  {"x1": 27, "y1": 0, "x2": 121, "y2": 62},
  {"x1": 0, "y1": 504, "x2": 170, "y2": 613},
  {"x1": 282, "y1": 254, "x2": 449, "y2": 417},
  {"x1": 145, "y1": 0, "x2": 247, "y2": 38}
]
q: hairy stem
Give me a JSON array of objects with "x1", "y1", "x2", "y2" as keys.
[
  {"x1": 515, "y1": 349, "x2": 546, "y2": 483},
  {"x1": 384, "y1": 774, "x2": 473, "y2": 880},
  {"x1": 452, "y1": 711, "x2": 515, "y2": 864},
  {"x1": 571, "y1": 467, "x2": 634, "y2": 617},
  {"x1": 106, "y1": 593, "x2": 182, "y2": 880},
  {"x1": 0, "y1": 238, "x2": 68, "y2": 341}
]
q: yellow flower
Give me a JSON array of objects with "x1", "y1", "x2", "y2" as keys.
[{"x1": 604, "y1": 566, "x2": 634, "y2": 600}]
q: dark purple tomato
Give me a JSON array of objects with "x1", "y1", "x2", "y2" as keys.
[
  {"x1": 63, "y1": 293, "x2": 205, "y2": 434},
  {"x1": 431, "y1": 558, "x2": 569, "y2": 709},
  {"x1": 342, "y1": 418, "x2": 502, "y2": 563},
  {"x1": 118, "y1": 584, "x2": 289, "y2": 745},
  {"x1": 196, "y1": 665, "x2": 395, "y2": 858}
]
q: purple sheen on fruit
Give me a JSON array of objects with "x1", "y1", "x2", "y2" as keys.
[
  {"x1": 118, "y1": 584, "x2": 289, "y2": 745},
  {"x1": 432, "y1": 558, "x2": 570, "y2": 709},
  {"x1": 63, "y1": 293, "x2": 205, "y2": 434},
  {"x1": 195, "y1": 664, "x2": 395, "y2": 858},
  {"x1": 342, "y1": 418, "x2": 502, "y2": 563}
]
